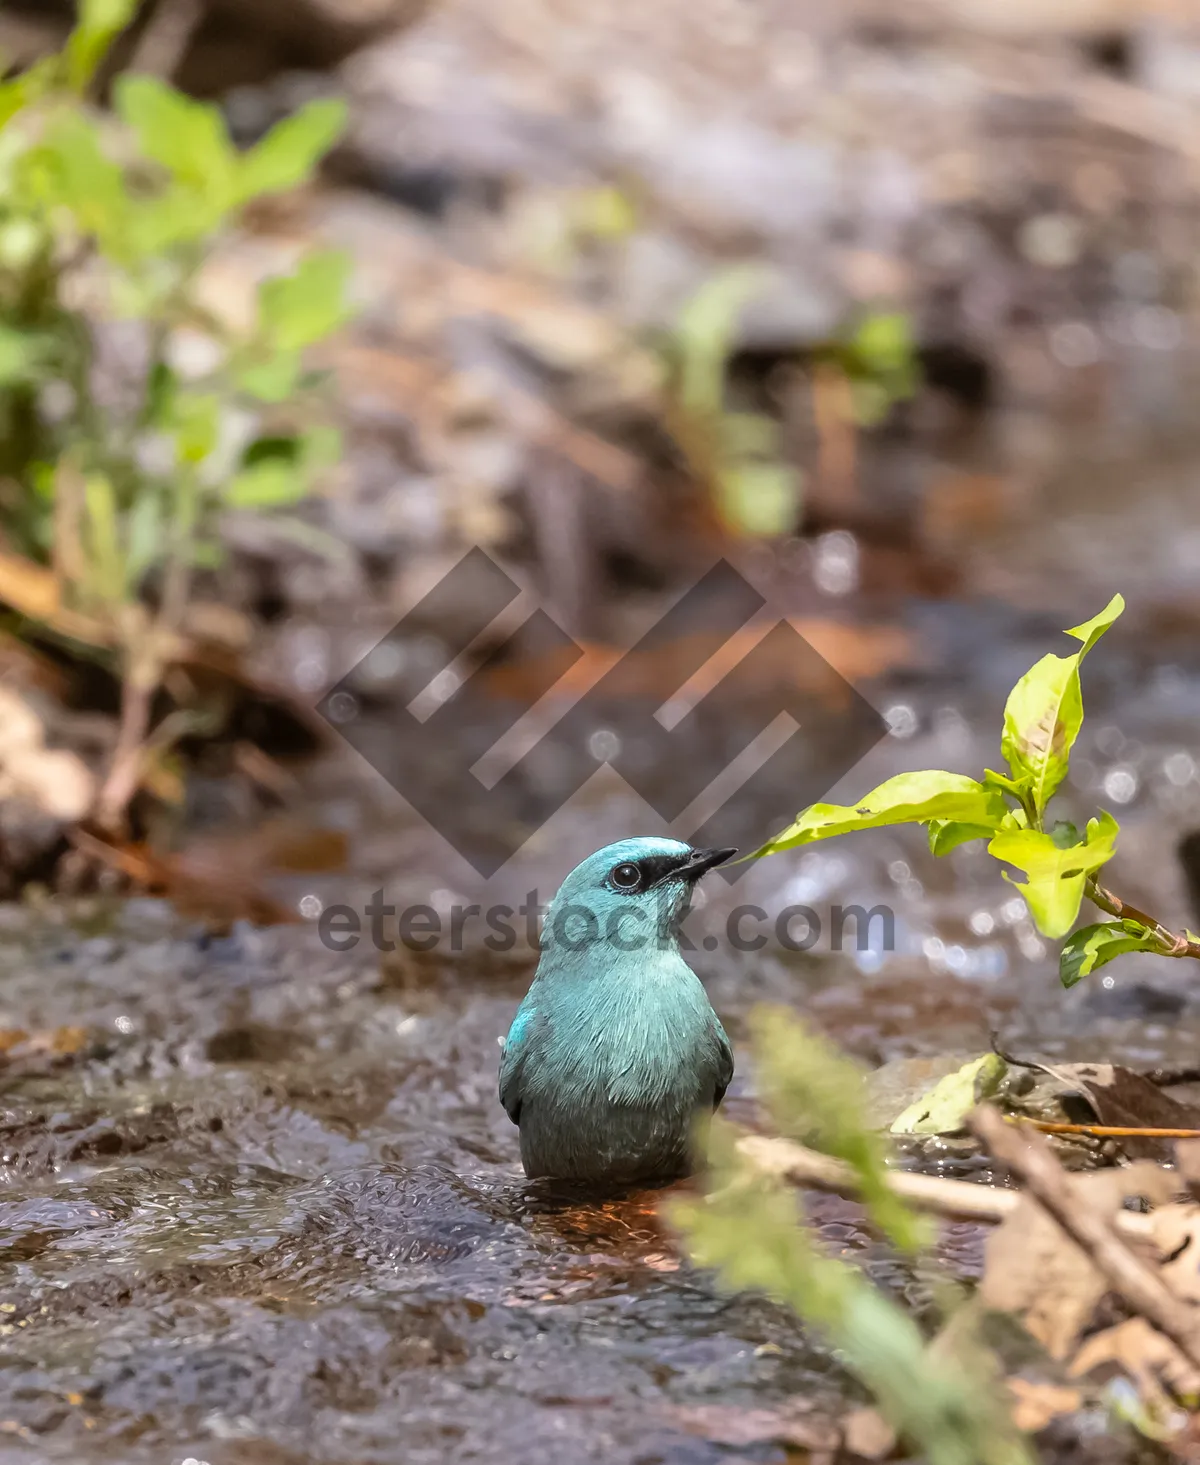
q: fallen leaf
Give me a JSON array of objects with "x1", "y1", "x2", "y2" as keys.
[
  {"x1": 1018, "y1": 1061, "x2": 1200, "y2": 1161},
  {"x1": 981, "y1": 1162, "x2": 1177, "y2": 1358},
  {"x1": 890, "y1": 1053, "x2": 1008, "y2": 1135},
  {"x1": 1148, "y1": 1203, "x2": 1200, "y2": 1307},
  {"x1": 1070, "y1": 1318, "x2": 1200, "y2": 1420},
  {"x1": 0, "y1": 549, "x2": 109, "y2": 647}
]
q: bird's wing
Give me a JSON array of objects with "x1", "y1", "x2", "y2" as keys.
[
  {"x1": 712, "y1": 1018, "x2": 734, "y2": 1110},
  {"x1": 498, "y1": 1002, "x2": 539, "y2": 1125}
]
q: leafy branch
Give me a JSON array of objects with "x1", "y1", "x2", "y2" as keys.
[
  {"x1": 670, "y1": 1010, "x2": 1033, "y2": 1465},
  {"x1": 0, "y1": 0, "x2": 352, "y2": 832},
  {"x1": 752, "y1": 593, "x2": 1199, "y2": 986}
]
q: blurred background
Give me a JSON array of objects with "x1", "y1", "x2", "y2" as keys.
[
  {"x1": 3, "y1": 0, "x2": 1200, "y2": 962},
  {"x1": 2, "y1": 0, "x2": 1200, "y2": 995},
  {"x1": 4, "y1": 4, "x2": 1200, "y2": 1460}
]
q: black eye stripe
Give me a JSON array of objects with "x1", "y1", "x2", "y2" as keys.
[{"x1": 607, "y1": 852, "x2": 692, "y2": 892}]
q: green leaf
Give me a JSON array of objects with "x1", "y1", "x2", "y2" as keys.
[
  {"x1": 37, "y1": 114, "x2": 129, "y2": 253},
  {"x1": 890, "y1": 1053, "x2": 1008, "y2": 1135},
  {"x1": 238, "y1": 98, "x2": 347, "y2": 198},
  {"x1": 927, "y1": 820, "x2": 997, "y2": 856},
  {"x1": 125, "y1": 189, "x2": 223, "y2": 253},
  {"x1": 0, "y1": 326, "x2": 55, "y2": 386},
  {"x1": 0, "y1": 67, "x2": 48, "y2": 131},
  {"x1": 1059, "y1": 921, "x2": 1162, "y2": 989},
  {"x1": 1000, "y1": 594, "x2": 1124, "y2": 814},
  {"x1": 258, "y1": 250, "x2": 352, "y2": 351},
  {"x1": 224, "y1": 458, "x2": 307, "y2": 509},
  {"x1": 172, "y1": 394, "x2": 220, "y2": 465},
  {"x1": 224, "y1": 426, "x2": 337, "y2": 508},
  {"x1": 983, "y1": 766, "x2": 1028, "y2": 800},
  {"x1": 755, "y1": 771, "x2": 1006, "y2": 859},
  {"x1": 235, "y1": 352, "x2": 301, "y2": 404},
  {"x1": 115, "y1": 75, "x2": 237, "y2": 202},
  {"x1": 1049, "y1": 819, "x2": 1080, "y2": 849},
  {"x1": 141, "y1": 360, "x2": 177, "y2": 428},
  {"x1": 64, "y1": 0, "x2": 138, "y2": 92},
  {"x1": 715, "y1": 459, "x2": 801, "y2": 538},
  {"x1": 674, "y1": 265, "x2": 765, "y2": 415},
  {"x1": 850, "y1": 311, "x2": 914, "y2": 377},
  {"x1": 0, "y1": 218, "x2": 46, "y2": 271},
  {"x1": 82, "y1": 472, "x2": 124, "y2": 604},
  {"x1": 987, "y1": 811, "x2": 1120, "y2": 939},
  {"x1": 124, "y1": 490, "x2": 164, "y2": 585}
]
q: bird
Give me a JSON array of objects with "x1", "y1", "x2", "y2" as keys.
[{"x1": 498, "y1": 836, "x2": 735, "y2": 1188}]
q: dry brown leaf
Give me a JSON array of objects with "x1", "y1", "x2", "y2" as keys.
[
  {"x1": 1020, "y1": 1061, "x2": 1200, "y2": 1161},
  {"x1": 982, "y1": 1161, "x2": 1177, "y2": 1358},
  {"x1": 1006, "y1": 1379, "x2": 1083, "y2": 1433},
  {"x1": 0, "y1": 549, "x2": 109, "y2": 647},
  {"x1": 1150, "y1": 1203, "x2": 1200, "y2": 1307}
]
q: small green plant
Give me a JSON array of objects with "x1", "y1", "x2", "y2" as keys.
[
  {"x1": 0, "y1": 0, "x2": 351, "y2": 828},
  {"x1": 665, "y1": 276, "x2": 918, "y2": 537},
  {"x1": 666, "y1": 266, "x2": 802, "y2": 538},
  {"x1": 670, "y1": 1009, "x2": 1032, "y2": 1465},
  {"x1": 752, "y1": 594, "x2": 1194, "y2": 986},
  {"x1": 820, "y1": 309, "x2": 919, "y2": 428}
]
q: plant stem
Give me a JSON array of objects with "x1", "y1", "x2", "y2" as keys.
[
  {"x1": 93, "y1": 630, "x2": 160, "y2": 833},
  {"x1": 92, "y1": 473, "x2": 198, "y2": 834},
  {"x1": 1085, "y1": 876, "x2": 1200, "y2": 959}
]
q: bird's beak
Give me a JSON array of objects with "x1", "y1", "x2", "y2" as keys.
[{"x1": 678, "y1": 846, "x2": 738, "y2": 882}]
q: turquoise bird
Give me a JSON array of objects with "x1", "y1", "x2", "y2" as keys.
[{"x1": 499, "y1": 837, "x2": 735, "y2": 1187}]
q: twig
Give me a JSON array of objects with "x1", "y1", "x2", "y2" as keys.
[
  {"x1": 92, "y1": 631, "x2": 161, "y2": 833},
  {"x1": 734, "y1": 1132, "x2": 1155, "y2": 1240},
  {"x1": 1028, "y1": 1122, "x2": 1200, "y2": 1141},
  {"x1": 1085, "y1": 876, "x2": 1200, "y2": 959},
  {"x1": 969, "y1": 1105, "x2": 1200, "y2": 1372}
]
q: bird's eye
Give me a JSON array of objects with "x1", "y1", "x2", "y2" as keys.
[{"x1": 609, "y1": 862, "x2": 642, "y2": 891}]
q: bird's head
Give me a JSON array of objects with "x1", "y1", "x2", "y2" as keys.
[{"x1": 541, "y1": 836, "x2": 736, "y2": 958}]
